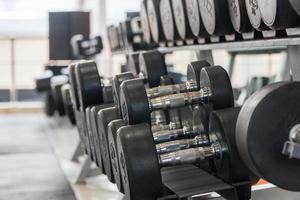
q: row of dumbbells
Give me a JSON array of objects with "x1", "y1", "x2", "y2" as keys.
[
  {"x1": 107, "y1": 13, "x2": 155, "y2": 52},
  {"x1": 35, "y1": 34, "x2": 103, "y2": 121},
  {"x1": 109, "y1": 0, "x2": 300, "y2": 50},
  {"x1": 68, "y1": 51, "x2": 300, "y2": 199}
]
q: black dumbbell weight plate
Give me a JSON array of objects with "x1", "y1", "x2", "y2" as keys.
[
  {"x1": 160, "y1": 0, "x2": 177, "y2": 41},
  {"x1": 172, "y1": 0, "x2": 193, "y2": 40},
  {"x1": 141, "y1": 0, "x2": 152, "y2": 44},
  {"x1": 61, "y1": 84, "x2": 76, "y2": 125},
  {"x1": 187, "y1": 60, "x2": 211, "y2": 90},
  {"x1": 108, "y1": 119, "x2": 128, "y2": 193},
  {"x1": 147, "y1": 0, "x2": 166, "y2": 43},
  {"x1": 68, "y1": 64, "x2": 81, "y2": 111},
  {"x1": 85, "y1": 107, "x2": 94, "y2": 160},
  {"x1": 51, "y1": 75, "x2": 68, "y2": 116},
  {"x1": 120, "y1": 79, "x2": 150, "y2": 125},
  {"x1": 290, "y1": 0, "x2": 300, "y2": 16},
  {"x1": 185, "y1": 0, "x2": 201, "y2": 37},
  {"x1": 258, "y1": 0, "x2": 300, "y2": 30},
  {"x1": 200, "y1": 66, "x2": 234, "y2": 110},
  {"x1": 199, "y1": 0, "x2": 234, "y2": 36},
  {"x1": 209, "y1": 108, "x2": 258, "y2": 184},
  {"x1": 139, "y1": 50, "x2": 167, "y2": 88},
  {"x1": 44, "y1": 93, "x2": 55, "y2": 116},
  {"x1": 112, "y1": 72, "x2": 135, "y2": 116},
  {"x1": 117, "y1": 123, "x2": 162, "y2": 200},
  {"x1": 97, "y1": 107, "x2": 119, "y2": 182},
  {"x1": 236, "y1": 82, "x2": 300, "y2": 191},
  {"x1": 228, "y1": 0, "x2": 253, "y2": 33},
  {"x1": 127, "y1": 53, "x2": 140, "y2": 74},
  {"x1": 92, "y1": 104, "x2": 114, "y2": 172},
  {"x1": 245, "y1": 0, "x2": 269, "y2": 31},
  {"x1": 75, "y1": 61, "x2": 103, "y2": 110},
  {"x1": 35, "y1": 70, "x2": 53, "y2": 93}
]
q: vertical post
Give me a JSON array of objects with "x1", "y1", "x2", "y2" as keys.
[
  {"x1": 287, "y1": 45, "x2": 300, "y2": 81},
  {"x1": 10, "y1": 38, "x2": 16, "y2": 102},
  {"x1": 98, "y1": 0, "x2": 113, "y2": 77},
  {"x1": 195, "y1": 50, "x2": 214, "y2": 66}
]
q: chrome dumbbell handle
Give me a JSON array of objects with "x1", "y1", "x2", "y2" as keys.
[
  {"x1": 156, "y1": 134, "x2": 210, "y2": 154},
  {"x1": 146, "y1": 81, "x2": 198, "y2": 99},
  {"x1": 159, "y1": 143, "x2": 222, "y2": 167},
  {"x1": 149, "y1": 87, "x2": 212, "y2": 111},
  {"x1": 153, "y1": 125, "x2": 205, "y2": 143}
]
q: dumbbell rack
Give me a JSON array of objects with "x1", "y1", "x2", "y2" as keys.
[
  {"x1": 112, "y1": 36, "x2": 300, "y2": 80},
  {"x1": 111, "y1": 36, "x2": 300, "y2": 199}
]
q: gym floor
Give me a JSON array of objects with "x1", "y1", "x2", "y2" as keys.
[
  {"x1": 0, "y1": 112, "x2": 123, "y2": 200},
  {"x1": 1, "y1": 111, "x2": 299, "y2": 200}
]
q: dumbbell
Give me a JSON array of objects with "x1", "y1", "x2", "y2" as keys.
[
  {"x1": 245, "y1": 0, "x2": 271, "y2": 31},
  {"x1": 198, "y1": 0, "x2": 234, "y2": 37},
  {"x1": 86, "y1": 103, "x2": 113, "y2": 170},
  {"x1": 257, "y1": 0, "x2": 300, "y2": 30},
  {"x1": 71, "y1": 61, "x2": 113, "y2": 158},
  {"x1": 35, "y1": 70, "x2": 54, "y2": 93},
  {"x1": 44, "y1": 93, "x2": 56, "y2": 116},
  {"x1": 236, "y1": 81, "x2": 300, "y2": 192},
  {"x1": 159, "y1": 0, "x2": 181, "y2": 42},
  {"x1": 185, "y1": 0, "x2": 209, "y2": 38},
  {"x1": 140, "y1": 0, "x2": 153, "y2": 44},
  {"x1": 120, "y1": 64, "x2": 234, "y2": 125},
  {"x1": 50, "y1": 75, "x2": 69, "y2": 116},
  {"x1": 147, "y1": 0, "x2": 166, "y2": 43},
  {"x1": 71, "y1": 34, "x2": 102, "y2": 59},
  {"x1": 172, "y1": 0, "x2": 199, "y2": 40},
  {"x1": 227, "y1": 0, "x2": 253, "y2": 34},
  {"x1": 61, "y1": 84, "x2": 76, "y2": 125},
  {"x1": 126, "y1": 52, "x2": 140, "y2": 75},
  {"x1": 289, "y1": 0, "x2": 300, "y2": 16},
  {"x1": 117, "y1": 107, "x2": 258, "y2": 200},
  {"x1": 107, "y1": 105, "x2": 195, "y2": 193},
  {"x1": 154, "y1": 105, "x2": 210, "y2": 146},
  {"x1": 97, "y1": 70, "x2": 174, "y2": 183}
]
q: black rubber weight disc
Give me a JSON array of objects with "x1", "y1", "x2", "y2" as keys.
[
  {"x1": 85, "y1": 107, "x2": 93, "y2": 160},
  {"x1": 200, "y1": 66, "x2": 234, "y2": 110},
  {"x1": 172, "y1": 0, "x2": 187, "y2": 39},
  {"x1": 199, "y1": 0, "x2": 234, "y2": 36},
  {"x1": 108, "y1": 119, "x2": 127, "y2": 193},
  {"x1": 68, "y1": 64, "x2": 81, "y2": 111},
  {"x1": 127, "y1": 53, "x2": 140, "y2": 74},
  {"x1": 209, "y1": 108, "x2": 258, "y2": 184},
  {"x1": 117, "y1": 123, "x2": 162, "y2": 200},
  {"x1": 44, "y1": 93, "x2": 55, "y2": 116},
  {"x1": 245, "y1": 0, "x2": 269, "y2": 31},
  {"x1": 290, "y1": 0, "x2": 300, "y2": 16},
  {"x1": 91, "y1": 104, "x2": 113, "y2": 171},
  {"x1": 98, "y1": 107, "x2": 119, "y2": 183},
  {"x1": 228, "y1": 0, "x2": 253, "y2": 33},
  {"x1": 119, "y1": 79, "x2": 150, "y2": 125},
  {"x1": 75, "y1": 61, "x2": 103, "y2": 110},
  {"x1": 160, "y1": 0, "x2": 176, "y2": 41},
  {"x1": 147, "y1": 0, "x2": 165, "y2": 43},
  {"x1": 257, "y1": 0, "x2": 300, "y2": 29},
  {"x1": 185, "y1": 0, "x2": 201, "y2": 37},
  {"x1": 35, "y1": 70, "x2": 53, "y2": 92},
  {"x1": 187, "y1": 60, "x2": 211, "y2": 90},
  {"x1": 236, "y1": 82, "x2": 300, "y2": 191},
  {"x1": 112, "y1": 72, "x2": 135, "y2": 116},
  {"x1": 139, "y1": 50, "x2": 167, "y2": 88},
  {"x1": 61, "y1": 84, "x2": 76, "y2": 125},
  {"x1": 141, "y1": 0, "x2": 152, "y2": 43}
]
